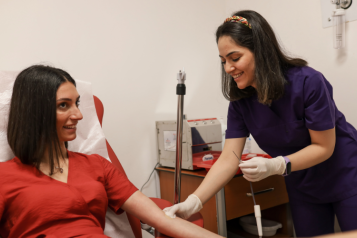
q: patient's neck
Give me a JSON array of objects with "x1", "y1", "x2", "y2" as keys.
[
  {"x1": 40, "y1": 143, "x2": 67, "y2": 165},
  {"x1": 39, "y1": 143, "x2": 68, "y2": 176}
]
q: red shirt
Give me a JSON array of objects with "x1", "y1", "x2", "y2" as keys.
[{"x1": 0, "y1": 151, "x2": 138, "y2": 238}]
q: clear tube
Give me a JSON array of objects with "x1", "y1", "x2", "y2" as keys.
[{"x1": 332, "y1": 9, "x2": 346, "y2": 49}]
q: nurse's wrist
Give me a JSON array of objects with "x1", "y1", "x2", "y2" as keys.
[
  {"x1": 282, "y1": 156, "x2": 291, "y2": 176},
  {"x1": 273, "y1": 156, "x2": 286, "y2": 175}
]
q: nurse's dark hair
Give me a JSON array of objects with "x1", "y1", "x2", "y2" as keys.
[
  {"x1": 7, "y1": 65, "x2": 76, "y2": 175},
  {"x1": 216, "y1": 10, "x2": 307, "y2": 104}
]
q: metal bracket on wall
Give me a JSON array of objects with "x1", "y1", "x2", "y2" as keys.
[{"x1": 321, "y1": 0, "x2": 355, "y2": 28}]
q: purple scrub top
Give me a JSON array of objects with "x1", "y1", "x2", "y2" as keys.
[{"x1": 226, "y1": 66, "x2": 357, "y2": 203}]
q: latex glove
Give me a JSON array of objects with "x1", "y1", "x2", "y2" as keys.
[
  {"x1": 239, "y1": 156, "x2": 286, "y2": 182},
  {"x1": 163, "y1": 194, "x2": 203, "y2": 219}
]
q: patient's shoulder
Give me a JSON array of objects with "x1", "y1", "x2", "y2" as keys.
[
  {"x1": 0, "y1": 158, "x2": 24, "y2": 183},
  {"x1": 0, "y1": 157, "x2": 21, "y2": 170}
]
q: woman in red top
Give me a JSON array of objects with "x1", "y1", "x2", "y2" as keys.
[{"x1": 1, "y1": 65, "x2": 222, "y2": 238}]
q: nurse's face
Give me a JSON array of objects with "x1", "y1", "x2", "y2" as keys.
[
  {"x1": 56, "y1": 81, "x2": 83, "y2": 143},
  {"x1": 218, "y1": 35, "x2": 256, "y2": 89}
]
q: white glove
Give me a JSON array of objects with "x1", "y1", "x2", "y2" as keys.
[
  {"x1": 239, "y1": 156, "x2": 286, "y2": 182},
  {"x1": 163, "y1": 194, "x2": 203, "y2": 219}
]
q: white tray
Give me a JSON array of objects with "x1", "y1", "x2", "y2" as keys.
[{"x1": 239, "y1": 216, "x2": 282, "y2": 237}]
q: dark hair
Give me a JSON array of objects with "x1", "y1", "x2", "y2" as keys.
[
  {"x1": 216, "y1": 10, "x2": 307, "y2": 104},
  {"x1": 7, "y1": 65, "x2": 76, "y2": 175}
]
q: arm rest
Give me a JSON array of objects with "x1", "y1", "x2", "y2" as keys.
[{"x1": 149, "y1": 198, "x2": 171, "y2": 238}]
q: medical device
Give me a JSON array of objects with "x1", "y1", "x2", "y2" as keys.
[
  {"x1": 332, "y1": 7, "x2": 346, "y2": 49},
  {"x1": 330, "y1": 0, "x2": 353, "y2": 49},
  {"x1": 156, "y1": 117, "x2": 222, "y2": 170},
  {"x1": 233, "y1": 151, "x2": 263, "y2": 238}
]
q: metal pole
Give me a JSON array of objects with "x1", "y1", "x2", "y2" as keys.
[
  {"x1": 215, "y1": 188, "x2": 227, "y2": 236},
  {"x1": 174, "y1": 69, "x2": 186, "y2": 204}
]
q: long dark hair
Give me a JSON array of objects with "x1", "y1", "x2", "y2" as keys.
[
  {"x1": 7, "y1": 65, "x2": 76, "y2": 175},
  {"x1": 216, "y1": 10, "x2": 307, "y2": 104}
]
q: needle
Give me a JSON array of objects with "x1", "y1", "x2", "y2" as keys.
[{"x1": 232, "y1": 151, "x2": 242, "y2": 164}]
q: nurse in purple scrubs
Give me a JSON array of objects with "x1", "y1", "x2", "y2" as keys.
[{"x1": 164, "y1": 10, "x2": 357, "y2": 236}]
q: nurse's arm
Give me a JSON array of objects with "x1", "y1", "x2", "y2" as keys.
[
  {"x1": 317, "y1": 230, "x2": 357, "y2": 237},
  {"x1": 287, "y1": 127, "x2": 335, "y2": 172},
  {"x1": 193, "y1": 137, "x2": 246, "y2": 204},
  {"x1": 121, "y1": 191, "x2": 223, "y2": 238}
]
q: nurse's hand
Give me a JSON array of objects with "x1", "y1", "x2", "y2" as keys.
[
  {"x1": 239, "y1": 156, "x2": 286, "y2": 182},
  {"x1": 163, "y1": 194, "x2": 203, "y2": 219}
]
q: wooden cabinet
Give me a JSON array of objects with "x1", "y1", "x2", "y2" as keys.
[
  {"x1": 225, "y1": 175, "x2": 289, "y2": 219},
  {"x1": 156, "y1": 167, "x2": 293, "y2": 237},
  {"x1": 157, "y1": 167, "x2": 219, "y2": 233}
]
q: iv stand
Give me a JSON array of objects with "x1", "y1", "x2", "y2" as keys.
[{"x1": 174, "y1": 69, "x2": 186, "y2": 204}]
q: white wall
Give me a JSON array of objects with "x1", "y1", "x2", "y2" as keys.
[{"x1": 0, "y1": 0, "x2": 228, "y2": 199}]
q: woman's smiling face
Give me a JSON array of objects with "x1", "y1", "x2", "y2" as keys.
[
  {"x1": 218, "y1": 35, "x2": 256, "y2": 89},
  {"x1": 56, "y1": 81, "x2": 83, "y2": 143}
]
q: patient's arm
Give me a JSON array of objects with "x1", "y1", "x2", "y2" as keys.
[{"x1": 122, "y1": 191, "x2": 223, "y2": 238}]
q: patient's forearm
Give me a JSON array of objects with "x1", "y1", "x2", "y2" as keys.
[
  {"x1": 122, "y1": 191, "x2": 222, "y2": 238},
  {"x1": 154, "y1": 215, "x2": 221, "y2": 238}
]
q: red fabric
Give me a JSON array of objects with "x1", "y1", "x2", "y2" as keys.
[
  {"x1": 106, "y1": 140, "x2": 127, "y2": 177},
  {"x1": 92, "y1": 96, "x2": 127, "y2": 178},
  {"x1": 93, "y1": 95, "x2": 104, "y2": 127},
  {"x1": 149, "y1": 198, "x2": 172, "y2": 210},
  {"x1": 0, "y1": 151, "x2": 138, "y2": 238}
]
